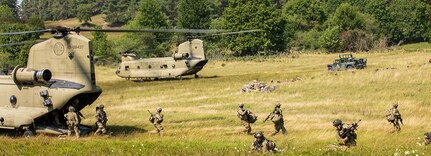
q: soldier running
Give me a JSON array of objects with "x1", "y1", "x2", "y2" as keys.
[
  {"x1": 149, "y1": 107, "x2": 164, "y2": 135},
  {"x1": 386, "y1": 102, "x2": 403, "y2": 132},
  {"x1": 94, "y1": 104, "x2": 108, "y2": 135},
  {"x1": 332, "y1": 119, "x2": 360, "y2": 147},
  {"x1": 65, "y1": 106, "x2": 80, "y2": 138},
  {"x1": 237, "y1": 103, "x2": 252, "y2": 134},
  {"x1": 252, "y1": 131, "x2": 277, "y2": 152},
  {"x1": 264, "y1": 103, "x2": 286, "y2": 136}
]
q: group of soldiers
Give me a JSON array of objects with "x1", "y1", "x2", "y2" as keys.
[
  {"x1": 331, "y1": 102, "x2": 431, "y2": 149},
  {"x1": 240, "y1": 80, "x2": 278, "y2": 93},
  {"x1": 237, "y1": 103, "x2": 287, "y2": 152},
  {"x1": 236, "y1": 101, "x2": 430, "y2": 152},
  {"x1": 64, "y1": 104, "x2": 163, "y2": 138},
  {"x1": 64, "y1": 104, "x2": 164, "y2": 137},
  {"x1": 61, "y1": 100, "x2": 430, "y2": 152},
  {"x1": 64, "y1": 103, "x2": 108, "y2": 138}
]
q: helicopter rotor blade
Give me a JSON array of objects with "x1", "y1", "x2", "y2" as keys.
[
  {"x1": 0, "y1": 29, "x2": 53, "y2": 35},
  {"x1": 78, "y1": 28, "x2": 227, "y2": 34},
  {"x1": 0, "y1": 40, "x2": 45, "y2": 47}
]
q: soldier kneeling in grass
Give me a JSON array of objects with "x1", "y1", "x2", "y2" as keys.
[
  {"x1": 252, "y1": 131, "x2": 277, "y2": 153},
  {"x1": 424, "y1": 132, "x2": 431, "y2": 145}
]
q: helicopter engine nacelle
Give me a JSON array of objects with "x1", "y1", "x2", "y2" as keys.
[
  {"x1": 173, "y1": 53, "x2": 189, "y2": 60},
  {"x1": 13, "y1": 67, "x2": 52, "y2": 84}
]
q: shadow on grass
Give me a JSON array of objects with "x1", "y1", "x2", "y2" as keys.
[
  {"x1": 168, "y1": 116, "x2": 225, "y2": 123},
  {"x1": 131, "y1": 75, "x2": 219, "y2": 83},
  {"x1": 108, "y1": 125, "x2": 147, "y2": 135}
]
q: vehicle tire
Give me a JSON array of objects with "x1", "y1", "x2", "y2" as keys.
[
  {"x1": 23, "y1": 129, "x2": 34, "y2": 137},
  {"x1": 328, "y1": 66, "x2": 333, "y2": 71},
  {"x1": 346, "y1": 66, "x2": 353, "y2": 70}
]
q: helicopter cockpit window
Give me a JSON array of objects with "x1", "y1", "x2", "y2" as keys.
[{"x1": 125, "y1": 66, "x2": 129, "y2": 71}]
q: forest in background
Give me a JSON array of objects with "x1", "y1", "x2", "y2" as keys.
[{"x1": 1, "y1": 0, "x2": 431, "y2": 66}]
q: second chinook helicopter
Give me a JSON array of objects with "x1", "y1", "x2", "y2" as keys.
[
  {"x1": 116, "y1": 39, "x2": 207, "y2": 80},
  {"x1": 115, "y1": 30, "x2": 261, "y2": 80}
]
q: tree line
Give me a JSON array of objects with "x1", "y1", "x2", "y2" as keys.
[{"x1": 1, "y1": 0, "x2": 431, "y2": 66}]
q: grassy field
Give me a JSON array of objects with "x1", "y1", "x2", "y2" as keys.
[{"x1": 2, "y1": 48, "x2": 431, "y2": 155}]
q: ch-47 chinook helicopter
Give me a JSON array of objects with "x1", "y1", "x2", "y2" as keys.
[
  {"x1": 115, "y1": 30, "x2": 261, "y2": 80},
  {"x1": 0, "y1": 27, "x2": 260, "y2": 136}
]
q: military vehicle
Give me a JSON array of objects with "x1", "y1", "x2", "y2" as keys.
[
  {"x1": 0, "y1": 27, "x2": 260, "y2": 136},
  {"x1": 327, "y1": 54, "x2": 367, "y2": 71}
]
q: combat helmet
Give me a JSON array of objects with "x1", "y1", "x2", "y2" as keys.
[
  {"x1": 99, "y1": 104, "x2": 104, "y2": 109},
  {"x1": 393, "y1": 102, "x2": 398, "y2": 108},
  {"x1": 69, "y1": 106, "x2": 75, "y2": 112},
  {"x1": 156, "y1": 107, "x2": 162, "y2": 113},
  {"x1": 238, "y1": 103, "x2": 244, "y2": 108},
  {"x1": 333, "y1": 119, "x2": 343, "y2": 126},
  {"x1": 254, "y1": 131, "x2": 265, "y2": 139},
  {"x1": 425, "y1": 132, "x2": 431, "y2": 139},
  {"x1": 275, "y1": 103, "x2": 281, "y2": 107}
]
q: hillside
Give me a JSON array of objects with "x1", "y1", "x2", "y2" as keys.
[
  {"x1": 43, "y1": 14, "x2": 123, "y2": 40},
  {"x1": 1, "y1": 48, "x2": 431, "y2": 155}
]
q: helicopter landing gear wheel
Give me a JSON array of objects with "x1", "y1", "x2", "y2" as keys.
[
  {"x1": 195, "y1": 74, "x2": 199, "y2": 78},
  {"x1": 22, "y1": 126, "x2": 34, "y2": 137}
]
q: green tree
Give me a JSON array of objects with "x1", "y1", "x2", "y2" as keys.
[
  {"x1": 177, "y1": 0, "x2": 211, "y2": 29},
  {"x1": 325, "y1": 3, "x2": 366, "y2": 31},
  {"x1": 221, "y1": 0, "x2": 286, "y2": 56},
  {"x1": 103, "y1": 0, "x2": 139, "y2": 25},
  {"x1": 92, "y1": 25, "x2": 114, "y2": 65},
  {"x1": 0, "y1": 4, "x2": 18, "y2": 23},
  {"x1": 118, "y1": 0, "x2": 172, "y2": 57},
  {"x1": 0, "y1": 5, "x2": 41, "y2": 67},
  {"x1": 283, "y1": 0, "x2": 326, "y2": 31},
  {"x1": 77, "y1": 3, "x2": 95, "y2": 24},
  {"x1": 319, "y1": 26, "x2": 341, "y2": 52}
]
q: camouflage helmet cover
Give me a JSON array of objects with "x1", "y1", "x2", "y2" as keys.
[
  {"x1": 333, "y1": 119, "x2": 343, "y2": 126},
  {"x1": 425, "y1": 132, "x2": 431, "y2": 139},
  {"x1": 393, "y1": 102, "x2": 398, "y2": 107},
  {"x1": 275, "y1": 103, "x2": 281, "y2": 107},
  {"x1": 99, "y1": 104, "x2": 104, "y2": 109},
  {"x1": 254, "y1": 131, "x2": 264, "y2": 138},
  {"x1": 156, "y1": 107, "x2": 162, "y2": 112},
  {"x1": 238, "y1": 103, "x2": 244, "y2": 108},
  {"x1": 69, "y1": 106, "x2": 75, "y2": 112}
]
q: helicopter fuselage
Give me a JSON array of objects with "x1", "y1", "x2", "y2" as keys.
[{"x1": 116, "y1": 39, "x2": 208, "y2": 79}]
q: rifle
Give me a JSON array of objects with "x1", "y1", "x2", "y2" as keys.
[
  {"x1": 147, "y1": 110, "x2": 154, "y2": 116},
  {"x1": 398, "y1": 114, "x2": 403, "y2": 125},
  {"x1": 264, "y1": 112, "x2": 273, "y2": 122},
  {"x1": 340, "y1": 119, "x2": 361, "y2": 138}
]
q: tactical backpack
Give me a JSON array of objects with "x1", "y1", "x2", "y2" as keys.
[
  {"x1": 386, "y1": 109, "x2": 395, "y2": 122},
  {"x1": 149, "y1": 115, "x2": 155, "y2": 123},
  {"x1": 247, "y1": 111, "x2": 257, "y2": 123},
  {"x1": 265, "y1": 139, "x2": 277, "y2": 152}
]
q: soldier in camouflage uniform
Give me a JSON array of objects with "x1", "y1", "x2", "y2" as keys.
[
  {"x1": 424, "y1": 132, "x2": 431, "y2": 145},
  {"x1": 150, "y1": 107, "x2": 164, "y2": 135},
  {"x1": 333, "y1": 119, "x2": 358, "y2": 147},
  {"x1": 264, "y1": 103, "x2": 286, "y2": 136},
  {"x1": 94, "y1": 104, "x2": 108, "y2": 135},
  {"x1": 252, "y1": 131, "x2": 277, "y2": 152},
  {"x1": 64, "y1": 106, "x2": 80, "y2": 138},
  {"x1": 237, "y1": 103, "x2": 252, "y2": 134},
  {"x1": 386, "y1": 103, "x2": 402, "y2": 132}
]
